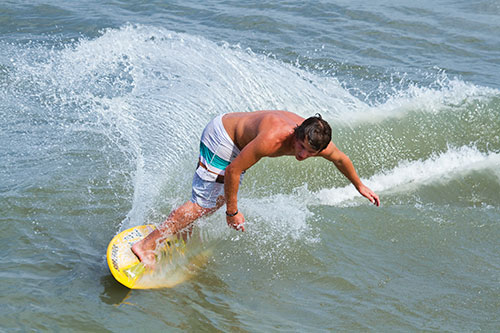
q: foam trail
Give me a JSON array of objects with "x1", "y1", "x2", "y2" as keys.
[{"x1": 316, "y1": 146, "x2": 500, "y2": 206}]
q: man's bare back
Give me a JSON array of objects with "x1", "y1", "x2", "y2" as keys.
[{"x1": 222, "y1": 110, "x2": 304, "y2": 156}]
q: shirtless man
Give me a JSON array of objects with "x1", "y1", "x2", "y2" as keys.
[{"x1": 132, "y1": 110, "x2": 380, "y2": 266}]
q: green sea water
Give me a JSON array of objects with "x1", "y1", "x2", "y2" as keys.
[{"x1": 1, "y1": 1, "x2": 499, "y2": 331}]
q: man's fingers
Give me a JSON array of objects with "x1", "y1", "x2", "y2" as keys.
[
  {"x1": 229, "y1": 222, "x2": 244, "y2": 231},
  {"x1": 227, "y1": 212, "x2": 245, "y2": 231},
  {"x1": 235, "y1": 223, "x2": 245, "y2": 231}
]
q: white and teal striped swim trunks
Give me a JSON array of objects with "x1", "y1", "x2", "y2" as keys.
[
  {"x1": 190, "y1": 115, "x2": 243, "y2": 208},
  {"x1": 195, "y1": 114, "x2": 240, "y2": 182}
]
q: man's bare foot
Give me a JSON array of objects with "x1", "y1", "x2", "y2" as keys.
[{"x1": 131, "y1": 240, "x2": 156, "y2": 269}]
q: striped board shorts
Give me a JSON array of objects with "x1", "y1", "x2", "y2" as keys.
[
  {"x1": 195, "y1": 114, "x2": 240, "y2": 182},
  {"x1": 190, "y1": 114, "x2": 242, "y2": 208}
]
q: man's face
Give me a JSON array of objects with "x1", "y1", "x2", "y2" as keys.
[{"x1": 294, "y1": 137, "x2": 320, "y2": 161}]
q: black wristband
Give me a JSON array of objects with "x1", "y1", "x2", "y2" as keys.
[{"x1": 226, "y1": 210, "x2": 238, "y2": 217}]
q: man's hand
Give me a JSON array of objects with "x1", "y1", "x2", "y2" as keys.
[
  {"x1": 226, "y1": 211, "x2": 245, "y2": 231},
  {"x1": 357, "y1": 184, "x2": 380, "y2": 207}
]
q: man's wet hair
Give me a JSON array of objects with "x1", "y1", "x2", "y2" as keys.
[{"x1": 294, "y1": 113, "x2": 332, "y2": 152}]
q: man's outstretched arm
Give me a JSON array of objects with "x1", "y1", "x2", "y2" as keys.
[{"x1": 320, "y1": 143, "x2": 380, "y2": 206}]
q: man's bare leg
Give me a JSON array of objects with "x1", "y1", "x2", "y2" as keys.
[{"x1": 131, "y1": 197, "x2": 224, "y2": 267}]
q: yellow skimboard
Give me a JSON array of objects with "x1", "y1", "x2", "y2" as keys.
[{"x1": 107, "y1": 224, "x2": 210, "y2": 289}]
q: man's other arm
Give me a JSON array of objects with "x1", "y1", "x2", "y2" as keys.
[{"x1": 320, "y1": 143, "x2": 380, "y2": 206}]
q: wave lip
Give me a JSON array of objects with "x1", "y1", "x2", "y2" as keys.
[{"x1": 342, "y1": 77, "x2": 500, "y2": 124}]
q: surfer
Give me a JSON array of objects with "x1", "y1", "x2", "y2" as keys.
[{"x1": 132, "y1": 110, "x2": 380, "y2": 266}]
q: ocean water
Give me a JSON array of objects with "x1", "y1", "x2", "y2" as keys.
[{"x1": 1, "y1": 1, "x2": 499, "y2": 331}]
